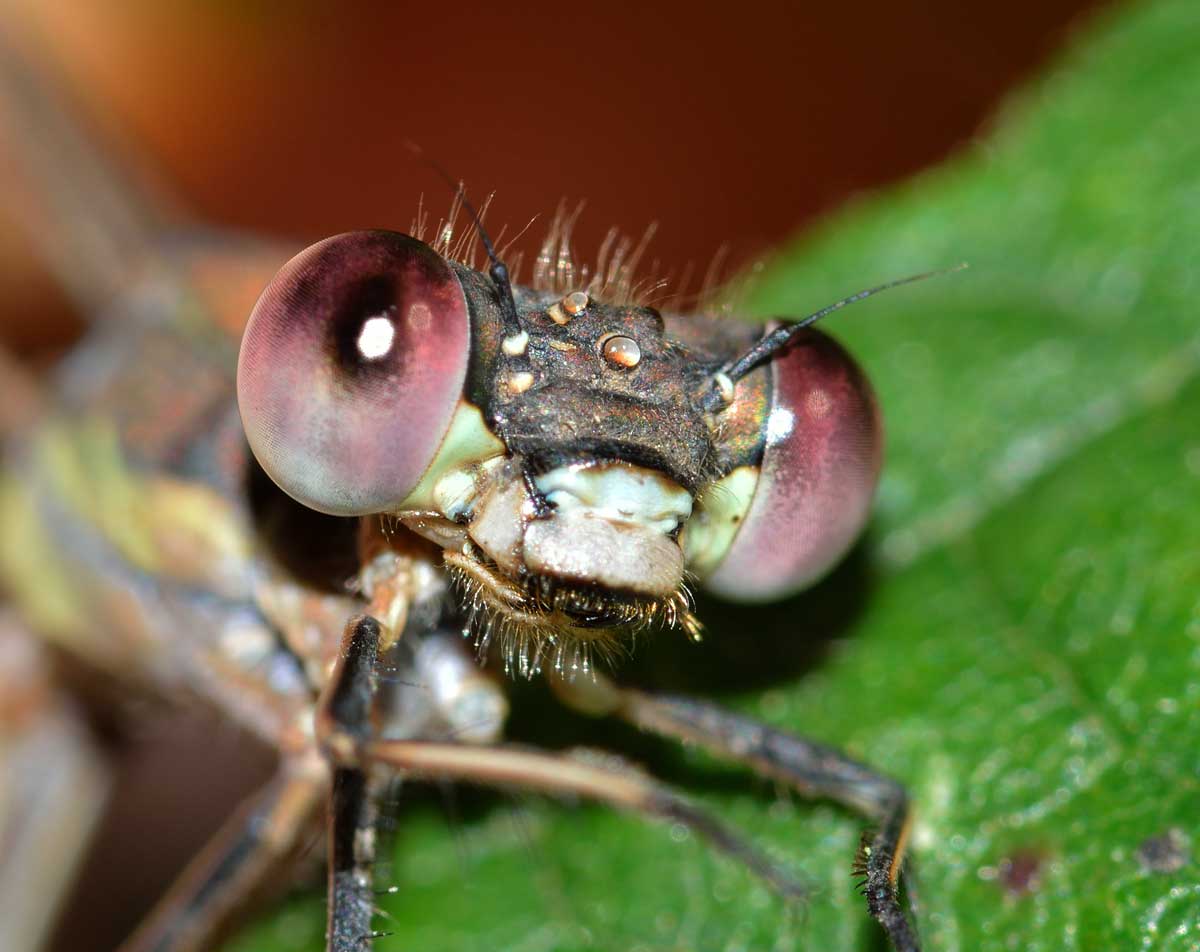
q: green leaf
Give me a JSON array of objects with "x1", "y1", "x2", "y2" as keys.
[{"x1": 231, "y1": 0, "x2": 1200, "y2": 948}]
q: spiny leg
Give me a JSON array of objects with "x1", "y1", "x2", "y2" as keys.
[
  {"x1": 343, "y1": 737, "x2": 808, "y2": 904},
  {"x1": 318, "y1": 616, "x2": 386, "y2": 952},
  {"x1": 553, "y1": 675, "x2": 920, "y2": 952},
  {"x1": 621, "y1": 690, "x2": 918, "y2": 951},
  {"x1": 327, "y1": 767, "x2": 385, "y2": 952},
  {"x1": 315, "y1": 614, "x2": 807, "y2": 943},
  {"x1": 319, "y1": 614, "x2": 393, "y2": 950},
  {"x1": 118, "y1": 761, "x2": 326, "y2": 952}
]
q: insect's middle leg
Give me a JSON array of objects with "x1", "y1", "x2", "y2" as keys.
[{"x1": 552, "y1": 674, "x2": 921, "y2": 952}]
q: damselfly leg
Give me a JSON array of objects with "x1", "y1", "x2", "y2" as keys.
[
  {"x1": 554, "y1": 674, "x2": 921, "y2": 952},
  {"x1": 316, "y1": 616, "x2": 807, "y2": 952}
]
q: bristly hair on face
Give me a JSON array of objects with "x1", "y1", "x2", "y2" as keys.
[{"x1": 442, "y1": 546, "x2": 701, "y2": 680}]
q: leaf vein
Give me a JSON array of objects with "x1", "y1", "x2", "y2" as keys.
[{"x1": 877, "y1": 334, "x2": 1200, "y2": 571}]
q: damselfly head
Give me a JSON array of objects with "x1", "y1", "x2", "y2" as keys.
[{"x1": 238, "y1": 227, "x2": 885, "y2": 676}]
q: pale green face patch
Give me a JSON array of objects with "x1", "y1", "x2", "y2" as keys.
[
  {"x1": 533, "y1": 462, "x2": 693, "y2": 534},
  {"x1": 396, "y1": 401, "x2": 506, "y2": 512},
  {"x1": 679, "y1": 465, "x2": 759, "y2": 579}
]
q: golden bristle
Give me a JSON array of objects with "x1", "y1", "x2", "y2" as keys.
[{"x1": 445, "y1": 554, "x2": 698, "y2": 680}]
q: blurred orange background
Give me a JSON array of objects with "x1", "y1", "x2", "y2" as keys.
[
  {"x1": 0, "y1": 2, "x2": 1109, "y2": 948},
  {"x1": 2, "y1": 0, "x2": 1106, "y2": 357}
]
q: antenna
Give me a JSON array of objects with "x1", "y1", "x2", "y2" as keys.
[
  {"x1": 700, "y1": 263, "x2": 967, "y2": 412},
  {"x1": 405, "y1": 142, "x2": 522, "y2": 336}
]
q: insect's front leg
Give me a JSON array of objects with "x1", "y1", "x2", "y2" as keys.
[
  {"x1": 112, "y1": 549, "x2": 423, "y2": 952},
  {"x1": 317, "y1": 616, "x2": 384, "y2": 952},
  {"x1": 315, "y1": 615, "x2": 809, "y2": 952},
  {"x1": 552, "y1": 673, "x2": 921, "y2": 952}
]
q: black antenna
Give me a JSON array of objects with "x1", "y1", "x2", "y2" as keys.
[
  {"x1": 405, "y1": 142, "x2": 522, "y2": 336},
  {"x1": 701, "y1": 263, "x2": 967, "y2": 412}
]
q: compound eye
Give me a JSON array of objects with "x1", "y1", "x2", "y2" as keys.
[
  {"x1": 704, "y1": 328, "x2": 882, "y2": 601},
  {"x1": 237, "y1": 231, "x2": 470, "y2": 515}
]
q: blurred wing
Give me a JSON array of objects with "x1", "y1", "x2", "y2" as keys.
[
  {"x1": 0, "y1": 5, "x2": 175, "y2": 315},
  {"x1": 0, "y1": 615, "x2": 113, "y2": 952},
  {"x1": 0, "y1": 4, "x2": 291, "y2": 338}
]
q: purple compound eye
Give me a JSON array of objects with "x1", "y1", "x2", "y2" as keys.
[
  {"x1": 705, "y1": 329, "x2": 882, "y2": 601},
  {"x1": 237, "y1": 231, "x2": 470, "y2": 515}
]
